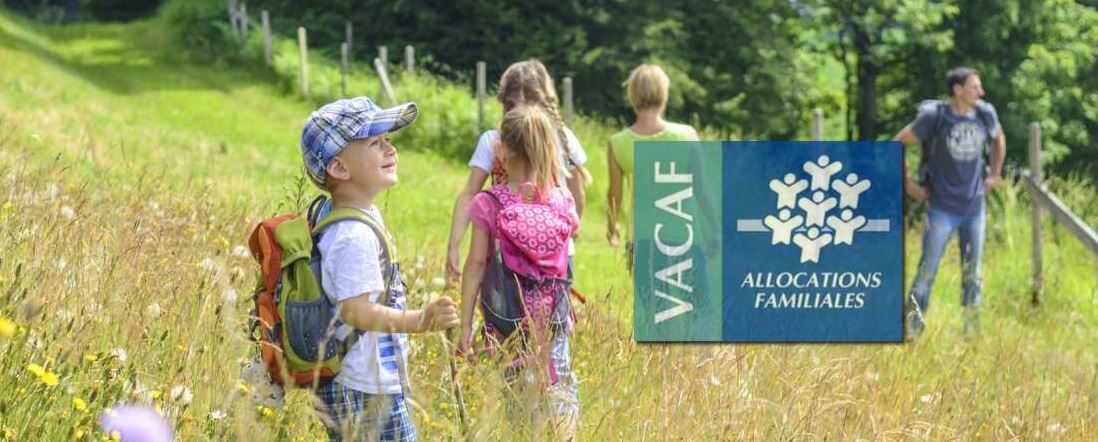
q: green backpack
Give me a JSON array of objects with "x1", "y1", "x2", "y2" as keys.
[{"x1": 247, "y1": 199, "x2": 398, "y2": 388}]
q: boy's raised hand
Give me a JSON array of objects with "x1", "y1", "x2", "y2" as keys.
[{"x1": 419, "y1": 296, "x2": 459, "y2": 332}]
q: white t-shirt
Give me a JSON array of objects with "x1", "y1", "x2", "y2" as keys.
[
  {"x1": 468, "y1": 127, "x2": 587, "y2": 256},
  {"x1": 317, "y1": 206, "x2": 409, "y2": 395},
  {"x1": 468, "y1": 127, "x2": 588, "y2": 178}
]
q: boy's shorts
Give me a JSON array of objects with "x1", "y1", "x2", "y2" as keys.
[{"x1": 315, "y1": 382, "x2": 416, "y2": 442}]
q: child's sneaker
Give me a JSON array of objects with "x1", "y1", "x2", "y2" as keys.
[
  {"x1": 240, "y1": 356, "x2": 286, "y2": 408},
  {"x1": 904, "y1": 297, "x2": 926, "y2": 342},
  {"x1": 905, "y1": 314, "x2": 925, "y2": 341}
]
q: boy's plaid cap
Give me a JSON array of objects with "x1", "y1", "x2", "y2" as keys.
[{"x1": 300, "y1": 97, "x2": 418, "y2": 188}]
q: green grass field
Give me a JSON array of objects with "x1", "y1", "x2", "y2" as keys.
[{"x1": 1, "y1": 10, "x2": 1096, "y2": 441}]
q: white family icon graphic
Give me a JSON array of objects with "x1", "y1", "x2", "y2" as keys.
[{"x1": 738, "y1": 155, "x2": 889, "y2": 263}]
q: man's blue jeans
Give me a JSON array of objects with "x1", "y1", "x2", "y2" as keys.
[{"x1": 907, "y1": 199, "x2": 985, "y2": 333}]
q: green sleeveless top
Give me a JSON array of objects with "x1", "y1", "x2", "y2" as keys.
[
  {"x1": 609, "y1": 122, "x2": 696, "y2": 175},
  {"x1": 608, "y1": 122, "x2": 696, "y2": 238}
]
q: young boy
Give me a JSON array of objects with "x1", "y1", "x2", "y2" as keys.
[{"x1": 301, "y1": 96, "x2": 460, "y2": 441}]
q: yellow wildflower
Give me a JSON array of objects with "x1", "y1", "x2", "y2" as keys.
[
  {"x1": 73, "y1": 397, "x2": 88, "y2": 412},
  {"x1": 1, "y1": 201, "x2": 13, "y2": 212},
  {"x1": 2, "y1": 427, "x2": 13, "y2": 439},
  {"x1": 84, "y1": 353, "x2": 99, "y2": 363},
  {"x1": 0, "y1": 317, "x2": 15, "y2": 338},
  {"x1": 152, "y1": 390, "x2": 162, "y2": 400},
  {"x1": 71, "y1": 426, "x2": 85, "y2": 439},
  {"x1": 39, "y1": 371, "x2": 59, "y2": 387},
  {"x1": 26, "y1": 363, "x2": 59, "y2": 387}
]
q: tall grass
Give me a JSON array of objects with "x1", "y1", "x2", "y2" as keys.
[{"x1": 1, "y1": 9, "x2": 1096, "y2": 441}]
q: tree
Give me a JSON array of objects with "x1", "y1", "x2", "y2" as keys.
[{"x1": 809, "y1": 0, "x2": 958, "y2": 140}]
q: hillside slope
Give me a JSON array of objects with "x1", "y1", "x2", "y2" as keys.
[{"x1": 1, "y1": 10, "x2": 1096, "y2": 441}]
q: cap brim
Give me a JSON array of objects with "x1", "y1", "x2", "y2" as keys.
[{"x1": 353, "y1": 102, "x2": 418, "y2": 139}]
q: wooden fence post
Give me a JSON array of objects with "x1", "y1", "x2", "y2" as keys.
[
  {"x1": 374, "y1": 58, "x2": 397, "y2": 105},
  {"x1": 379, "y1": 47, "x2": 388, "y2": 71},
  {"x1": 812, "y1": 108, "x2": 823, "y2": 141},
  {"x1": 238, "y1": 3, "x2": 248, "y2": 40},
  {"x1": 476, "y1": 61, "x2": 486, "y2": 132},
  {"x1": 1029, "y1": 122, "x2": 1044, "y2": 305},
  {"x1": 341, "y1": 42, "x2": 349, "y2": 98},
  {"x1": 405, "y1": 45, "x2": 415, "y2": 75},
  {"x1": 563, "y1": 77, "x2": 574, "y2": 125},
  {"x1": 298, "y1": 27, "x2": 309, "y2": 99},
  {"x1": 261, "y1": 10, "x2": 270, "y2": 67},
  {"x1": 228, "y1": 0, "x2": 238, "y2": 38},
  {"x1": 345, "y1": 22, "x2": 353, "y2": 56}
]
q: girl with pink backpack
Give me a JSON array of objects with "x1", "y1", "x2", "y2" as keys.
[{"x1": 456, "y1": 105, "x2": 580, "y2": 438}]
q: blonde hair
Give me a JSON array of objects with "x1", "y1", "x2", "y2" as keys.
[
  {"x1": 626, "y1": 64, "x2": 670, "y2": 112},
  {"x1": 499, "y1": 106, "x2": 567, "y2": 191},
  {"x1": 497, "y1": 59, "x2": 592, "y2": 185}
]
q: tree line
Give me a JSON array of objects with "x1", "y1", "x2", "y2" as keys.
[{"x1": 6, "y1": 0, "x2": 1098, "y2": 177}]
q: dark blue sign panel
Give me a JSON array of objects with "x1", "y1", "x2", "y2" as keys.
[{"x1": 634, "y1": 141, "x2": 903, "y2": 342}]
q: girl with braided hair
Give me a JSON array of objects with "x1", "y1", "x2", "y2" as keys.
[{"x1": 447, "y1": 59, "x2": 591, "y2": 284}]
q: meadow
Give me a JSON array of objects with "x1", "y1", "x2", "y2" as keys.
[{"x1": 1, "y1": 9, "x2": 1096, "y2": 441}]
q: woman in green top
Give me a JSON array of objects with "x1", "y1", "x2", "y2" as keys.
[{"x1": 607, "y1": 64, "x2": 699, "y2": 268}]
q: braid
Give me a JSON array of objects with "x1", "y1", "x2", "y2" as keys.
[{"x1": 540, "y1": 96, "x2": 591, "y2": 186}]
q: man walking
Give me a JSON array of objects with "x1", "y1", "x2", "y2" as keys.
[{"x1": 893, "y1": 67, "x2": 1006, "y2": 339}]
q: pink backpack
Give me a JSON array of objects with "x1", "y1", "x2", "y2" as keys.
[{"x1": 478, "y1": 184, "x2": 574, "y2": 338}]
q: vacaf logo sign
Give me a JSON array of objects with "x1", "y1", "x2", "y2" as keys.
[
  {"x1": 736, "y1": 155, "x2": 890, "y2": 263},
  {"x1": 634, "y1": 141, "x2": 903, "y2": 343}
]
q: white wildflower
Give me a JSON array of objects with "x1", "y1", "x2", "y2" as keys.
[
  {"x1": 209, "y1": 409, "x2": 227, "y2": 420},
  {"x1": 59, "y1": 205, "x2": 75, "y2": 219},
  {"x1": 44, "y1": 184, "x2": 60, "y2": 200},
  {"x1": 430, "y1": 277, "x2": 445, "y2": 288},
  {"x1": 110, "y1": 348, "x2": 128, "y2": 362},
  {"x1": 145, "y1": 303, "x2": 162, "y2": 319},
  {"x1": 57, "y1": 308, "x2": 74, "y2": 321},
  {"x1": 231, "y1": 245, "x2": 250, "y2": 258},
  {"x1": 200, "y1": 257, "x2": 221, "y2": 273},
  {"x1": 222, "y1": 288, "x2": 239, "y2": 304},
  {"x1": 27, "y1": 332, "x2": 44, "y2": 349},
  {"x1": 169, "y1": 385, "x2": 193, "y2": 405}
]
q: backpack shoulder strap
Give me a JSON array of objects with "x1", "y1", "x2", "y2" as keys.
[
  {"x1": 315, "y1": 208, "x2": 414, "y2": 397},
  {"x1": 313, "y1": 208, "x2": 396, "y2": 306},
  {"x1": 929, "y1": 101, "x2": 948, "y2": 158},
  {"x1": 974, "y1": 101, "x2": 998, "y2": 141},
  {"x1": 477, "y1": 188, "x2": 504, "y2": 212}
]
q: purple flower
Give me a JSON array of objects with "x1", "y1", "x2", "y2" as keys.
[{"x1": 98, "y1": 405, "x2": 173, "y2": 442}]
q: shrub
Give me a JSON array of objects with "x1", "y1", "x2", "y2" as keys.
[{"x1": 158, "y1": 0, "x2": 237, "y2": 62}]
